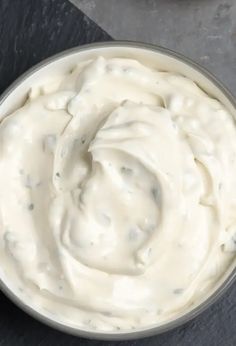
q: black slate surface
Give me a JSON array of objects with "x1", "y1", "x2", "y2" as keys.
[
  {"x1": 0, "y1": 1, "x2": 235, "y2": 345},
  {"x1": 0, "y1": 0, "x2": 111, "y2": 94}
]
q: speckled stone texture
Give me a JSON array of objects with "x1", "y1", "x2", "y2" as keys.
[
  {"x1": 0, "y1": 0, "x2": 235, "y2": 345},
  {"x1": 0, "y1": 0, "x2": 111, "y2": 95},
  {"x1": 72, "y1": 0, "x2": 236, "y2": 95}
]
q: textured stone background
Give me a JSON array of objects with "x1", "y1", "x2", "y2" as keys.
[
  {"x1": 0, "y1": 0, "x2": 235, "y2": 345},
  {"x1": 71, "y1": 0, "x2": 236, "y2": 95}
]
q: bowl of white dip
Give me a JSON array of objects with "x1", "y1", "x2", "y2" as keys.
[{"x1": 0, "y1": 42, "x2": 235, "y2": 340}]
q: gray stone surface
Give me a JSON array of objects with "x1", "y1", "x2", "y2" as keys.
[{"x1": 71, "y1": 0, "x2": 236, "y2": 95}]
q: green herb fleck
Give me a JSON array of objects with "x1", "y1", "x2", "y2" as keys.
[
  {"x1": 103, "y1": 311, "x2": 112, "y2": 317},
  {"x1": 28, "y1": 203, "x2": 34, "y2": 211},
  {"x1": 121, "y1": 166, "x2": 133, "y2": 175},
  {"x1": 173, "y1": 288, "x2": 184, "y2": 294},
  {"x1": 232, "y1": 235, "x2": 236, "y2": 245},
  {"x1": 81, "y1": 135, "x2": 86, "y2": 144},
  {"x1": 151, "y1": 186, "x2": 160, "y2": 204}
]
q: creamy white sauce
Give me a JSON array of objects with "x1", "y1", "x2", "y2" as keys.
[{"x1": 0, "y1": 56, "x2": 236, "y2": 331}]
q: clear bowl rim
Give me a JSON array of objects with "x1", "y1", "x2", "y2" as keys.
[{"x1": 0, "y1": 40, "x2": 235, "y2": 341}]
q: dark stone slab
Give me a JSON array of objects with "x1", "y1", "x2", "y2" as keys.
[{"x1": 0, "y1": 0, "x2": 111, "y2": 95}]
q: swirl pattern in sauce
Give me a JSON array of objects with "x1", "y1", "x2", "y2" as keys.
[{"x1": 0, "y1": 57, "x2": 236, "y2": 331}]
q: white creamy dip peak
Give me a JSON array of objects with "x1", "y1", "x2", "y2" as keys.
[{"x1": 0, "y1": 54, "x2": 236, "y2": 332}]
